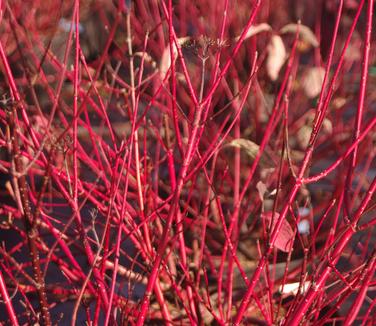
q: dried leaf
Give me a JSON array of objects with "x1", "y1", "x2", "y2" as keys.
[
  {"x1": 199, "y1": 303, "x2": 215, "y2": 324},
  {"x1": 227, "y1": 138, "x2": 260, "y2": 160},
  {"x1": 344, "y1": 42, "x2": 361, "y2": 62},
  {"x1": 261, "y1": 212, "x2": 294, "y2": 252},
  {"x1": 226, "y1": 138, "x2": 276, "y2": 169},
  {"x1": 332, "y1": 97, "x2": 347, "y2": 109},
  {"x1": 159, "y1": 37, "x2": 191, "y2": 79},
  {"x1": 302, "y1": 67, "x2": 325, "y2": 98},
  {"x1": 256, "y1": 181, "x2": 267, "y2": 201},
  {"x1": 279, "y1": 281, "x2": 310, "y2": 295},
  {"x1": 235, "y1": 23, "x2": 272, "y2": 41},
  {"x1": 280, "y1": 23, "x2": 319, "y2": 48},
  {"x1": 297, "y1": 125, "x2": 312, "y2": 149},
  {"x1": 322, "y1": 118, "x2": 333, "y2": 135},
  {"x1": 134, "y1": 52, "x2": 156, "y2": 68},
  {"x1": 266, "y1": 35, "x2": 286, "y2": 81}
]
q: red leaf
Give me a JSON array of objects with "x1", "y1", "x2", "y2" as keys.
[{"x1": 261, "y1": 212, "x2": 294, "y2": 252}]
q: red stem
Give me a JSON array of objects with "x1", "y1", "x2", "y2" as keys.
[{"x1": 0, "y1": 269, "x2": 19, "y2": 326}]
